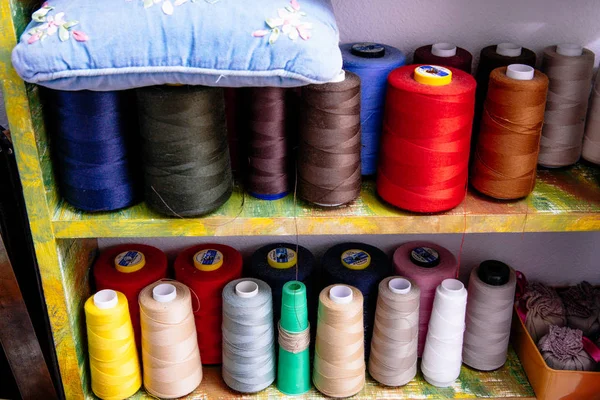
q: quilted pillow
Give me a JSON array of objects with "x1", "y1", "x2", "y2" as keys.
[{"x1": 11, "y1": 0, "x2": 342, "y2": 90}]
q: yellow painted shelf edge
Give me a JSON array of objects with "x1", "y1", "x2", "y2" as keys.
[
  {"x1": 52, "y1": 212, "x2": 600, "y2": 238},
  {"x1": 51, "y1": 165, "x2": 600, "y2": 238}
]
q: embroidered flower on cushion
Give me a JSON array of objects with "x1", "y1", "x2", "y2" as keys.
[
  {"x1": 28, "y1": 4, "x2": 88, "y2": 44},
  {"x1": 253, "y1": 0, "x2": 313, "y2": 44}
]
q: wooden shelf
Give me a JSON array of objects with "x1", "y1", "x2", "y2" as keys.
[
  {"x1": 0, "y1": 2, "x2": 595, "y2": 397},
  {"x1": 52, "y1": 163, "x2": 600, "y2": 238},
  {"x1": 128, "y1": 347, "x2": 534, "y2": 399}
]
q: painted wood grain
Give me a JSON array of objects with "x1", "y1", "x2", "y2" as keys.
[
  {"x1": 1, "y1": 2, "x2": 85, "y2": 398},
  {"x1": 52, "y1": 165, "x2": 600, "y2": 238},
  {"x1": 124, "y1": 348, "x2": 534, "y2": 400},
  {"x1": 57, "y1": 239, "x2": 97, "y2": 395}
]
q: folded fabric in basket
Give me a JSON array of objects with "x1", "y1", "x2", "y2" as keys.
[
  {"x1": 522, "y1": 282, "x2": 566, "y2": 343},
  {"x1": 538, "y1": 325, "x2": 596, "y2": 371}
]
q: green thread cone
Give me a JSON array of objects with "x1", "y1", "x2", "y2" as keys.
[
  {"x1": 280, "y1": 281, "x2": 308, "y2": 332},
  {"x1": 277, "y1": 281, "x2": 310, "y2": 395}
]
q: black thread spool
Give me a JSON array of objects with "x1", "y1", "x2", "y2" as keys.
[
  {"x1": 247, "y1": 243, "x2": 316, "y2": 326},
  {"x1": 244, "y1": 87, "x2": 290, "y2": 200},
  {"x1": 137, "y1": 85, "x2": 233, "y2": 217},
  {"x1": 44, "y1": 89, "x2": 142, "y2": 212}
]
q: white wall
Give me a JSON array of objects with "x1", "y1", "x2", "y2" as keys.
[
  {"x1": 100, "y1": 231, "x2": 600, "y2": 285},
  {"x1": 100, "y1": 1, "x2": 600, "y2": 285},
  {"x1": 332, "y1": 0, "x2": 600, "y2": 69}
]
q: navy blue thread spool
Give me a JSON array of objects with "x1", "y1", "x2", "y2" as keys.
[
  {"x1": 45, "y1": 89, "x2": 142, "y2": 212},
  {"x1": 321, "y1": 242, "x2": 392, "y2": 358},
  {"x1": 247, "y1": 243, "x2": 316, "y2": 327},
  {"x1": 341, "y1": 43, "x2": 405, "y2": 176}
]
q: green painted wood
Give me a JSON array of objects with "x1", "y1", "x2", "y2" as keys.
[
  {"x1": 30, "y1": 84, "x2": 60, "y2": 210},
  {"x1": 121, "y1": 348, "x2": 534, "y2": 400},
  {"x1": 56, "y1": 238, "x2": 97, "y2": 396},
  {"x1": 1, "y1": 1, "x2": 85, "y2": 398},
  {"x1": 2, "y1": 0, "x2": 59, "y2": 211},
  {"x1": 51, "y1": 164, "x2": 600, "y2": 238}
]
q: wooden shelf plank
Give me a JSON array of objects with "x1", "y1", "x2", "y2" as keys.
[
  {"x1": 126, "y1": 347, "x2": 534, "y2": 400},
  {"x1": 52, "y1": 163, "x2": 600, "y2": 238}
]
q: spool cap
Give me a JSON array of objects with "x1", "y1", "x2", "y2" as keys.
[
  {"x1": 267, "y1": 247, "x2": 297, "y2": 269},
  {"x1": 410, "y1": 247, "x2": 441, "y2": 268},
  {"x1": 94, "y1": 289, "x2": 118, "y2": 309},
  {"x1": 350, "y1": 42, "x2": 386, "y2": 58},
  {"x1": 341, "y1": 249, "x2": 371, "y2": 270},
  {"x1": 280, "y1": 281, "x2": 308, "y2": 332},
  {"x1": 496, "y1": 43, "x2": 522, "y2": 57},
  {"x1": 477, "y1": 260, "x2": 510, "y2": 286},
  {"x1": 389, "y1": 278, "x2": 412, "y2": 294},
  {"x1": 414, "y1": 65, "x2": 452, "y2": 86},
  {"x1": 439, "y1": 279, "x2": 466, "y2": 297},
  {"x1": 431, "y1": 43, "x2": 457, "y2": 57},
  {"x1": 152, "y1": 283, "x2": 177, "y2": 303},
  {"x1": 506, "y1": 64, "x2": 535, "y2": 81},
  {"x1": 193, "y1": 249, "x2": 224, "y2": 271},
  {"x1": 114, "y1": 250, "x2": 146, "y2": 273},
  {"x1": 329, "y1": 285, "x2": 353, "y2": 304},
  {"x1": 236, "y1": 280, "x2": 259, "y2": 298},
  {"x1": 556, "y1": 43, "x2": 583, "y2": 57}
]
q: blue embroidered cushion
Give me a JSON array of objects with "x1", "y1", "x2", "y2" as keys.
[{"x1": 11, "y1": 0, "x2": 342, "y2": 90}]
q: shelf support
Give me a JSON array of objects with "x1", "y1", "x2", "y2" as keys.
[{"x1": 0, "y1": 2, "x2": 92, "y2": 398}]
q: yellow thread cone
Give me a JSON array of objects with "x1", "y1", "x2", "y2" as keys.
[{"x1": 85, "y1": 291, "x2": 142, "y2": 400}]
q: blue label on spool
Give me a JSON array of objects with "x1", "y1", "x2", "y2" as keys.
[
  {"x1": 201, "y1": 249, "x2": 218, "y2": 265},
  {"x1": 275, "y1": 248, "x2": 290, "y2": 263},
  {"x1": 419, "y1": 65, "x2": 450, "y2": 77},
  {"x1": 410, "y1": 247, "x2": 440, "y2": 267},
  {"x1": 267, "y1": 247, "x2": 296, "y2": 269},
  {"x1": 341, "y1": 249, "x2": 371, "y2": 270},
  {"x1": 343, "y1": 251, "x2": 369, "y2": 265},
  {"x1": 414, "y1": 65, "x2": 452, "y2": 86},
  {"x1": 194, "y1": 249, "x2": 223, "y2": 271},
  {"x1": 117, "y1": 251, "x2": 142, "y2": 267}
]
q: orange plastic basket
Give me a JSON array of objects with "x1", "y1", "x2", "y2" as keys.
[{"x1": 512, "y1": 307, "x2": 600, "y2": 400}]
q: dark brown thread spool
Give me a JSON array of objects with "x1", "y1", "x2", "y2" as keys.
[
  {"x1": 471, "y1": 65, "x2": 549, "y2": 200},
  {"x1": 245, "y1": 87, "x2": 290, "y2": 200},
  {"x1": 298, "y1": 71, "x2": 362, "y2": 206}
]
